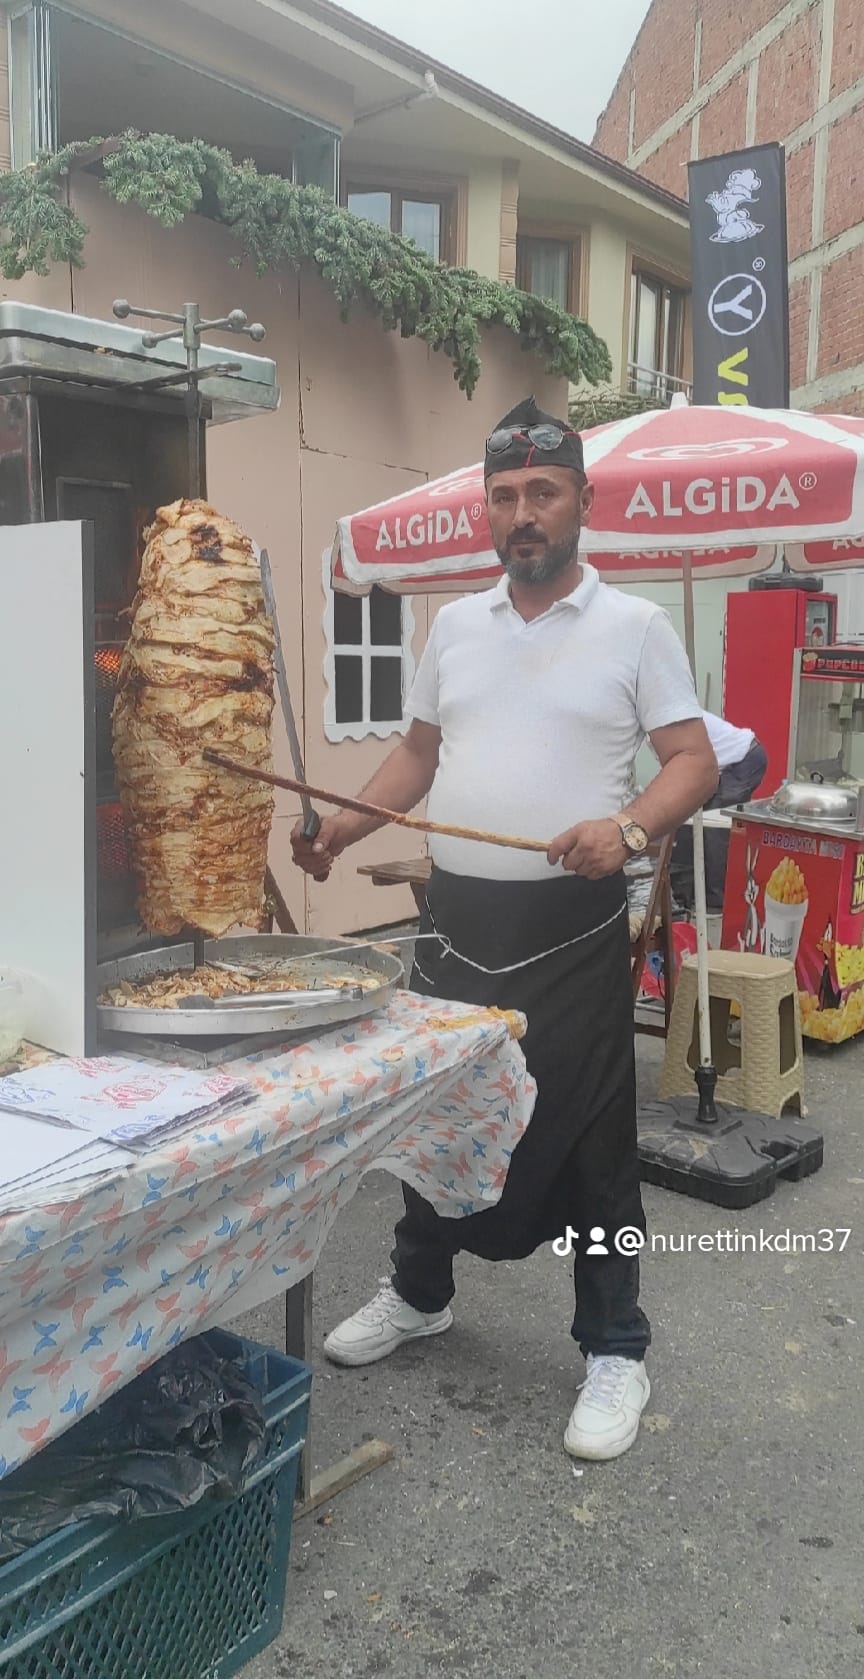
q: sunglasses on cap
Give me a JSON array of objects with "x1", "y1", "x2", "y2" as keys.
[{"x1": 486, "y1": 422, "x2": 581, "y2": 454}]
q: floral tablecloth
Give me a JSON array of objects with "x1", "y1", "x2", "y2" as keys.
[{"x1": 0, "y1": 993, "x2": 535, "y2": 1476}]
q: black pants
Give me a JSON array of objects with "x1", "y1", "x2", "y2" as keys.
[
  {"x1": 390, "y1": 867, "x2": 651, "y2": 1362},
  {"x1": 391, "y1": 1184, "x2": 648, "y2": 1360},
  {"x1": 673, "y1": 738, "x2": 768, "y2": 911}
]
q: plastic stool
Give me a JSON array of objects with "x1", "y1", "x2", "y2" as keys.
[{"x1": 659, "y1": 950, "x2": 804, "y2": 1120}]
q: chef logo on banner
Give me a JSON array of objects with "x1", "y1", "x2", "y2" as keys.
[
  {"x1": 707, "y1": 167, "x2": 765, "y2": 244},
  {"x1": 689, "y1": 143, "x2": 790, "y2": 408}
]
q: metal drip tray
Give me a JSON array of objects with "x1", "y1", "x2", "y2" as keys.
[{"x1": 96, "y1": 934, "x2": 404, "y2": 1040}]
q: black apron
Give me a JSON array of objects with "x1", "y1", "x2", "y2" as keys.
[{"x1": 408, "y1": 865, "x2": 643, "y2": 1261}]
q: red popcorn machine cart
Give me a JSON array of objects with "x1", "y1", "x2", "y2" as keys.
[
  {"x1": 722, "y1": 644, "x2": 864, "y2": 1043},
  {"x1": 724, "y1": 583, "x2": 838, "y2": 797}
]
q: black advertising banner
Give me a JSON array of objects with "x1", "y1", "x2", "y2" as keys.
[{"x1": 688, "y1": 143, "x2": 790, "y2": 408}]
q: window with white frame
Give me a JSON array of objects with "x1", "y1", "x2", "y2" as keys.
[{"x1": 322, "y1": 553, "x2": 415, "y2": 744}]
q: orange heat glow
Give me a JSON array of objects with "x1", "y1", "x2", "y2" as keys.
[{"x1": 95, "y1": 646, "x2": 123, "y2": 680}]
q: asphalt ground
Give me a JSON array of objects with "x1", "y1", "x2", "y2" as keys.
[{"x1": 234, "y1": 1027, "x2": 864, "y2": 1679}]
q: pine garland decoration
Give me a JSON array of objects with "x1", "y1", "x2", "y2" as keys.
[
  {"x1": 569, "y1": 385, "x2": 664, "y2": 430},
  {"x1": 0, "y1": 131, "x2": 612, "y2": 397}
]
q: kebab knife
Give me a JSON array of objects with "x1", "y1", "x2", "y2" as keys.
[{"x1": 259, "y1": 549, "x2": 330, "y2": 882}]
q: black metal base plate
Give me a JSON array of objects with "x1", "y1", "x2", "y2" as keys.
[{"x1": 637, "y1": 1096, "x2": 824, "y2": 1209}]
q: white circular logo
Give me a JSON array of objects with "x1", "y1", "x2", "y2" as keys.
[
  {"x1": 629, "y1": 437, "x2": 788, "y2": 463},
  {"x1": 708, "y1": 273, "x2": 768, "y2": 337}
]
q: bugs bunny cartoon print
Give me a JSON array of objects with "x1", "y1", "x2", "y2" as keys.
[{"x1": 739, "y1": 843, "x2": 765, "y2": 953}]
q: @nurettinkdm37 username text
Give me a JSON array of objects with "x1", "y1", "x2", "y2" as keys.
[{"x1": 552, "y1": 1226, "x2": 854, "y2": 1258}]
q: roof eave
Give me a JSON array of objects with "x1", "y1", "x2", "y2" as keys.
[{"x1": 284, "y1": 0, "x2": 689, "y2": 222}]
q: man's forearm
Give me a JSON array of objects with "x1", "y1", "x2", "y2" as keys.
[
  {"x1": 334, "y1": 740, "x2": 438, "y2": 847},
  {"x1": 621, "y1": 751, "x2": 719, "y2": 841}
]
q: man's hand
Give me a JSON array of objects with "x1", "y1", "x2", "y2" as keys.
[
  {"x1": 290, "y1": 815, "x2": 349, "y2": 879},
  {"x1": 547, "y1": 819, "x2": 628, "y2": 880},
  {"x1": 288, "y1": 722, "x2": 442, "y2": 883}
]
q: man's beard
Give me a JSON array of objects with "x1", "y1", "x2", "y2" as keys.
[{"x1": 497, "y1": 528, "x2": 580, "y2": 585}]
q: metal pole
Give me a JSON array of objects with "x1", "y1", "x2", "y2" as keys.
[
  {"x1": 181, "y1": 306, "x2": 204, "y2": 968},
  {"x1": 182, "y1": 303, "x2": 202, "y2": 501},
  {"x1": 681, "y1": 554, "x2": 714, "y2": 1076}
]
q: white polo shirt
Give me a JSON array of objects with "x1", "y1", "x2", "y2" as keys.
[{"x1": 405, "y1": 564, "x2": 701, "y2": 881}]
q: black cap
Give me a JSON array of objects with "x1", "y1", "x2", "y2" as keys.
[{"x1": 484, "y1": 395, "x2": 585, "y2": 480}]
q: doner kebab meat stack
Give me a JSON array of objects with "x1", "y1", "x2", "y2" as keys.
[{"x1": 113, "y1": 500, "x2": 276, "y2": 936}]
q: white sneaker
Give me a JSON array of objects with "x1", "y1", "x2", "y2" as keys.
[
  {"x1": 564, "y1": 1354, "x2": 651, "y2": 1461},
  {"x1": 323, "y1": 1280, "x2": 453, "y2": 1367}
]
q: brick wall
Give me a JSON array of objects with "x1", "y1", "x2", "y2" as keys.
[
  {"x1": 595, "y1": 0, "x2": 864, "y2": 413},
  {"x1": 784, "y1": 138, "x2": 815, "y2": 262},
  {"x1": 823, "y1": 103, "x2": 864, "y2": 242},
  {"x1": 639, "y1": 127, "x2": 693, "y2": 196},
  {"x1": 817, "y1": 247, "x2": 864, "y2": 379},
  {"x1": 630, "y1": 0, "x2": 698, "y2": 150},
  {"x1": 754, "y1": 10, "x2": 820, "y2": 144},
  {"x1": 697, "y1": 70, "x2": 748, "y2": 159}
]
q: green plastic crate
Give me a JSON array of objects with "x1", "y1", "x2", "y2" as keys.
[{"x1": 0, "y1": 1330, "x2": 312, "y2": 1679}]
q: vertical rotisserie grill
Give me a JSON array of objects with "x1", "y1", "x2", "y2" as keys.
[{"x1": 0, "y1": 302, "x2": 278, "y2": 963}]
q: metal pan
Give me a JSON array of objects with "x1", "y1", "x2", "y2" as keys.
[
  {"x1": 771, "y1": 781, "x2": 858, "y2": 822},
  {"x1": 96, "y1": 934, "x2": 404, "y2": 1038}
]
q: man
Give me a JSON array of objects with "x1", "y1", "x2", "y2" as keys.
[
  {"x1": 293, "y1": 397, "x2": 717, "y2": 1461},
  {"x1": 671, "y1": 711, "x2": 767, "y2": 912}
]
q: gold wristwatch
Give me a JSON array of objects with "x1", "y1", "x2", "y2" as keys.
[{"x1": 615, "y1": 818, "x2": 650, "y2": 856}]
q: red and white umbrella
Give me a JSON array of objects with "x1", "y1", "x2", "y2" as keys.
[{"x1": 331, "y1": 404, "x2": 864, "y2": 593}]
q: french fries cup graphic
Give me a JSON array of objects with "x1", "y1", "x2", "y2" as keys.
[{"x1": 763, "y1": 858, "x2": 808, "y2": 962}]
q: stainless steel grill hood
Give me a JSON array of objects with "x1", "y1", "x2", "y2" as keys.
[{"x1": 0, "y1": 302, "x2": 280, "y2": 421}]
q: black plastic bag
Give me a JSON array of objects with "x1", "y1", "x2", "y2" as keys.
[{"x1": 0, "y1": 1333, "x2": 266, "y2": 1560}]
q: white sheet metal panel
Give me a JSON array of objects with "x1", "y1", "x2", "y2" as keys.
[{"x1": 0, "y1": 521, "x2": 96, "y2": 1055}]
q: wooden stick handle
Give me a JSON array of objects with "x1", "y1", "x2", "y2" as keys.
[{"x1": 203, "y1": 751, "x2": 552, "y2": 855}]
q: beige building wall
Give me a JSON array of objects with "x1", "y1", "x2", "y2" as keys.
[
  {"x1": 583, "y1": 219, "x2": 630, "y2": 388},
  {"x1": 5, "y1": 175, "x2": 564, "y2": 937},
  {"x1": 580, "y1": 215, "x2": 692, "y2": 393},
  {"x1": 465, "y1": 160, "x2": 507, "y2": 279},
  {"x1": 498, "y1": 162, "x2": 520, "y2": 285}
]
